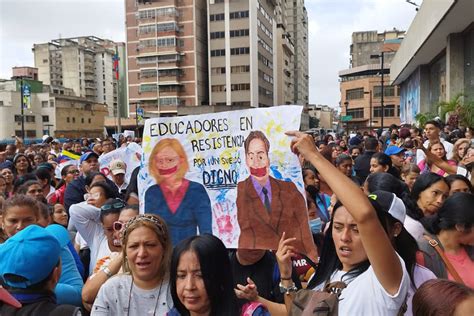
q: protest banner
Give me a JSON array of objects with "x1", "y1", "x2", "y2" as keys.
[
  {"x1": 138, "y1": 106, "x2": 316, "y2": 259},
  {"x1": 98, "y1": 142, "x2": 142, "y2": 184}
]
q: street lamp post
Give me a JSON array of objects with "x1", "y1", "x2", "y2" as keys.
[
  {"x1": 19, "y1": 78, "x2": 26, "y2": 140},
  {"x1": 370, "y1": 52, "x2": 385, "y2": 129},
  {"x1": 364, "y1": 90, "x2": 373, "y2": 131}
]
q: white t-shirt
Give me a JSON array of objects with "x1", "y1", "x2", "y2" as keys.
[
  {"x1": 405, "y1": 264, "x2": 437, "y2": 316},
  {"x1": 69, "y1": 201, "x2": 112, "y2": 275},
  {"x1": 404, "y1": 216, "x2": 426, "y2": 241},
  {"x1": 313, "y1": 255, "x2": 410, "y2": 316},
  {"x1": 456, "y1": 166, "x2": 472, "y2": 181},
  {"x1": 91, "y1": 274, "x2": 173, "y2": 315},
  {"x1": 416, "y1": 139, "x2": 454, "y2": 164}
]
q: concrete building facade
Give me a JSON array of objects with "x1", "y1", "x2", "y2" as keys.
[
  {"x1": 307, "y1": 104, "x2": 335, "y2": 129},
  {"x1": 339, "y1": 29, "x2": 404, "y2": 131},
  {"x1": 125, "y1": 0, "x2": 208, "y2": 117},
  {"x1": 0, "y1": 77, "x2": 107, "y2": 141},
  {"x1": 33, "y1": 36, "x2": 125, "y2": 117},
  {"x1": 391, "y1": 0, "x2": 474, "y2": 125}
]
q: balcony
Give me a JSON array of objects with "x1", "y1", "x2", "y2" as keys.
[{"x1": 136, "y1": 45, "x2": 179, "y2": 55}]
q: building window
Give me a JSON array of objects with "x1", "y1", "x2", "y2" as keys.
[
  {"x1": 50, "y1": 100, "x2": 55, "y2": 107},
  {"x1": 210, "y1": 31, "x2": 225, "y2": 39},
  {"x1": 258, "y1": 86, "x2": 272, "y2": 97},
  {"x1": 230, "y1": 47, "x2": 250, "y2": 55},
  {"x1": 210, "y1": 13, "x2": 225, "y2": 21},
  {"x1": 373, "y1": 105, "x2": 396, "y2": 118},
  {"x1": 88, "y1": 118, "x2": 91, "y2": 123},
  {"x1": 231, "y1": 65, "x2": 250, "y2": 73},
  {"x1": 211, "y1": 85, "x2": 226, "y2": 92},
  {"x1": 374, "y1": 86, "x2": 395, "y2": 98},
  {"x1": 210, "y1": 49, "x2": 225, "y2": 57},
  {"x1": 72, "y1": 117, "x2": 76, "y2": 123},
  {"x1": 230, "y1": 29, "x2": 249, "y2": 37},
  {"x1": 347, "y1": 107, "x2": 364, "y2": 119},
  {"x1": 14, "y1": 115, "x2": 22, "y2": 122},
  {"x1": 26, "y1": 115, "x2": 35, "y2": 123},
  {"x1": 258, "y1": 53, "x2": 273, "y2": 69},
  {"x1": 67, "y1": 117, "x2": 70, "y2": 123},
  {"x1": 231, "y1": 83, "x2": 250, "y2": 91},
  {"x1": 346, "y1": 88, "x2": 364, "y2": 100},
  {"x1": 81, "y1": 118, "x2": 84, "y2": 123},
  {"x1": 42, "y1": 115, "x2": 49, "y2": 123},
  {"x1": 211, "y1": 67, "x2": 226, "y2": 75},
  {"x1": 229, "y1": 11, "x2": 249, "y2": 19},
  {"x1": 26, "y1": 130, "x2": 36, "y2": 138},
  {"x1": 139, "y1": 84, "x2": 157, "y2": 92},
  {"x1": 259, "y1": 70, "x2": 273, "y2": 84}
]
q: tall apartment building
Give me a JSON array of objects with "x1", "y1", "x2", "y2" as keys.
[
  {"x1": 286, "y1": 0, "x2": 309, "y2": 105},
  {"x1": 125, "y1": 0, "x2": 208, "y2": 117},
  {"x1": 339, "y1": 29, "x2": 404, "y2": 131},
  {"x1": 207, "y1": 0, "x2": 277, "y2": 108},
  {"x1": 33, "y1": 36, "x2": 124, "y2": 116}
]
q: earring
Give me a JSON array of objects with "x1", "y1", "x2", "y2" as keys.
[{"x1": 394, "y1": 234, "x2": 398, "y2": 237}]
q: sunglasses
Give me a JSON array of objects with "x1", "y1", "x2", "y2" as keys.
[
  {"x1": 101, "y1": 201, "x2": 126, "y2": 211},
  {"x1": 84, "y1": 192, "x2": 101, "y2": 200},
  {"x1": 113, "y1": 221, "x2": 125, "y2": 232},
  {"x1": 68, "y1": 170, "x2": 80, "y2": 175}
]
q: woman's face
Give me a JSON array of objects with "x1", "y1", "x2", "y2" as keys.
[
  {"x1": 430, "y1": 143, "x2": 445, "y2": 158},
  {"x1": 350, "y1": 148, "x2": 361, "y2": 159},
  {"x1": 102, "y1": 213, "x2": 120, "y2": 251},
  {"x1": 113, "y1": 209, "x2": 139, "y2": 247},
  {"x1": 26, "y1": 184, "x2": 44, "y2": 201},
  {"x1": 457, "y1": 142, "x2": 469, "y2": 159},
  {"x1": 332, "y1": 206, "x2": 367, "y2": 272},
  {"x1": 369, "y1": 158, "x2": 388, "y2": 174},
  {"x1": 337, "y1": 159, "x2": 353, "y2": 177},
  {"x1": 64, "y1": 166, "x2": 80, "y2": 183},
  {"x1": 0, "y1": 178, "x2": 6, "y2": 194},
  {"x1": 126, "y1": 226, "x2": 164, "y2": 284},
  {"x1": 86, "y1": 186, "x2": 107, "y2": 208},
  {"x1": 303, "y1": 170, "x2": 319, "y2": 189},
  {"x1": 449, "y1": 180, "x2": 470, "y2": 195},
  {"x1": 417, "y1": 180, "x2": 449, "y2": 216},
  {"x1": 402, "y1": 172, "x2": 419, "y2": 191},
  {"x1": 34, "y1": 155, "x2": 44, "y2": 166},
  {"x1": 176, "y1": 250, "x2": 210, "y2": 314},
  {"x1": 15, "y1": 156, "x2": 29, "y2": 171},
  {"x1": 53, "y1": 204, "x2": 68, "y2": 227},
  {"x1": 2, "y1": 206, "x2": 37, "y2": 237},
  {"x1": 1, "y1": 168, "x2": 14, "y2": 185},
  {"x1": 154, "y1": 147, "x2": 181, "y2": 179}
]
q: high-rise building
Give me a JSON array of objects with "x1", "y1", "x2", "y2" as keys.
[
  {"x1": 207, "y1": 0, "x2": 277, "y2": 108},
  {"x1": 125, "y1": 0, "x2": 208, "y2": 117},
  {"x1": 32, "y1": 36, "x2": 124, "y2": 116},
  {"x1": 286, "y1": 0, "x2": 309, "y2": 105},
  {"x1": 339, "y1": 29, "x2": 404, "y2": 131}
]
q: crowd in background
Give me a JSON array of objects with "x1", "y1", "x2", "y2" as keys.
[{"x1": 0, "y1": 119, "x2": 473, "y2": 315}]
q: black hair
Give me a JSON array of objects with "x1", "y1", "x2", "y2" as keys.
[
  {"x1": 424, "y1": 193, "x2": 474, "y2": 235},
  {"x1": 17, "y1": 180, "x2": 42, "y2": 195},
  {"x1": 89, "y1": 181, "x2": 116, "y2": 200},
  {"x1": 425, "y1": 120, "x2": 441, "y2": 130},
  {"x1": 364, "y1": 137, "x2": 378, "y2": 151},
  {"x1": 85, "y1": 171, "x2": 107, "y2": 187},
  {"x1": 445, "y1": 174, "x2": 473, "y2": 193},
  {"x1": 349, "y1": 145, "x2": 361, "y2": 155},
  {"x1": 371, "y1": 152, "x2": 400, "y2": 178},
  {"x1": 12, "y1": 173, "x2": 37, "y2": 193},
  {"x1": 35, "y1": 167, "x2": 52, "y2": 185},
  {"x1": 12, "y1": 153, "x2": 33, "y2": 174},
  {"x1": 410, "y1": 173, "x2": 447, "y2": 221},
  {"x1": 170, "y1": 234, "x2": 239, "y2": 316},
  {"x1": 335, "y1": 154, "x2": 352, "y2": 166},
  {"x1": 99, "y1": 198, "x2": 125, "y2": 222}
]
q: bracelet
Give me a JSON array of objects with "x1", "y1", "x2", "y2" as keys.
[
  {"x1": 279, "y1": 281, "x2": 298, "y2": 295},
  {"x1": 101, "y1": 267, "x2": 113, "y2": 278},
  {"x1": 280, "y1": 276, "x2": 292, "y2": 280}
]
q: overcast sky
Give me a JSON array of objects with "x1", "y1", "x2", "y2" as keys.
[{"x1": 0, "y1": 0, "x2": 418, "y2": 109}]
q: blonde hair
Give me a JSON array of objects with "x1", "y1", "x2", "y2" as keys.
[
  {"x1": 452, "y1": 138, "x2": 470, "y2": 163},
  {"x1": 121, "y1": 214, "x2": 172, "y2": 282},
  {"x1": 149, "y1": 138, "x2": 189, "y2": 184}
]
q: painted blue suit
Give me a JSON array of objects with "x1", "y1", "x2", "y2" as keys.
[{"x1": 144, "y1": 181, "x2": 212, "y2": 245}]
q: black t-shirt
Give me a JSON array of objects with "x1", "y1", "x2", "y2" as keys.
[{"x1": 229, "y1": 250, "x2": 301, "y2": 308}]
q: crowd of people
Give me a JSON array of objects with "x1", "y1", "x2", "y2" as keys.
[{"x1": 0, "y1": 120, "x2": 473, "y2": 315}]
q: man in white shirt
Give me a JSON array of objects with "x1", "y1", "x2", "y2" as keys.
[{"x1": 416, "y1": 120, "x2": 454, "y2": 164}]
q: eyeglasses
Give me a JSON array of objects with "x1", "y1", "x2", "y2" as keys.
[
  {"x1": 113, "y1": 221, "x2": 125, "y2": 232},
  {"x1": 67, "y1": 170, "x2": 80, "y2": 175},
  {"x1": 84, "y1": 192, "x2": 101, "y2": 200},
  {"x1": 101, "y1": 201, "x2": 126, "y2": 211}
]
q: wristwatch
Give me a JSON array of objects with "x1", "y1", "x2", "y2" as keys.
[
  {"x1": 279, "y1": 281, "x2": 298, "y2": 295},
  {"x1": 101, "y1": 267, "x2": 113, "y2": 278}
]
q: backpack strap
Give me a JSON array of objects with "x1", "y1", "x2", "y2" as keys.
[{"x1": 422, "y1": 235, "x2": 464, "y2": 284}]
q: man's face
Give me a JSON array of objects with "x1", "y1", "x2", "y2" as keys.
[
  {"x1": 102, "y1": 141, "x2": 113, "y2": 153},
  {"x1": 6, "y1": 145, "x2": 15, "y2": 155},
  {"x1": 246, "y1": 138, "x2": 270, "y2": 180},
  {"x1": 391, "y1": 152, "x2": 405, "y2": 168},
  {"x1": 112, "y1": 173, "x2": 125, "y2": 186},
  {"x1": 81, "y1": 156, "x2": 99, "y2": 175},
  {"x1": 424, "y1": 124, "x2": 439, "y2": 140}
]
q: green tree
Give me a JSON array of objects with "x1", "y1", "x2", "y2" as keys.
[
  {"x1": 437, "y1": 93, "x2": 464, "y2": 122},
  {"x1": 415, "y1": 112, "x2": 437, "y2": 128}
]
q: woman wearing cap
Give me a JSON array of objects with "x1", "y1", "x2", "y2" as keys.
[
  {"x1": 256, "y1": 131, "x2": 410, "y2": 315},
  {"x1": 82, "y1": 205, "x2": 139, "y2": 310},
  {"x1": 417, "y1": 192, "x2": 474, "y2": 287},
  {"x1": 144, "y1": 138, "x2": 212, "y2": 246},
  {"x1": 92, "y1": 214, "x2": 174, "y2": 315},
  {"x1": 69, "y1": 183, "x2": 122, "y2": 277}
]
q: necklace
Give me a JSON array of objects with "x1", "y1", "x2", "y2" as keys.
[{"x1": 127, "y1": 276, "x2": 164, "y2": 316}]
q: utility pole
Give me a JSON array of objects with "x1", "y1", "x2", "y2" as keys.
[
  {"x1": 20, "y1": 77, "x2": 25, "y2": 140},
  {"x1": 370, "y1": 52, "x2": 385, "y2": 130}
]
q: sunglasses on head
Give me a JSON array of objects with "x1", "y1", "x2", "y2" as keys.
[{"x1": 101, "y1": 201, "x2": 126, "y2": 211}]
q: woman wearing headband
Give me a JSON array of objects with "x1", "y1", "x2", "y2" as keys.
[{"x1": 92, "y1": 214, "x2": 174, "y2": 315}]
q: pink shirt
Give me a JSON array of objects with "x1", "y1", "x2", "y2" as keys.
[
  {"x1": 445, "y1": 248, "x2": 474, "y2": 288},
  {"x1": 161, "y1": 179, "x2": 190, "y2": 214}
]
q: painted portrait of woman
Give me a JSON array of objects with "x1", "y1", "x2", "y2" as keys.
[{"x1": 144, "y1": 138, "x2": 212, "y2": 245}]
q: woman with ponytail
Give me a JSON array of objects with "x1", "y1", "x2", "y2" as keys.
[{"x1": 417, "y1": 193, "x2": 474, "y2": 287}]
